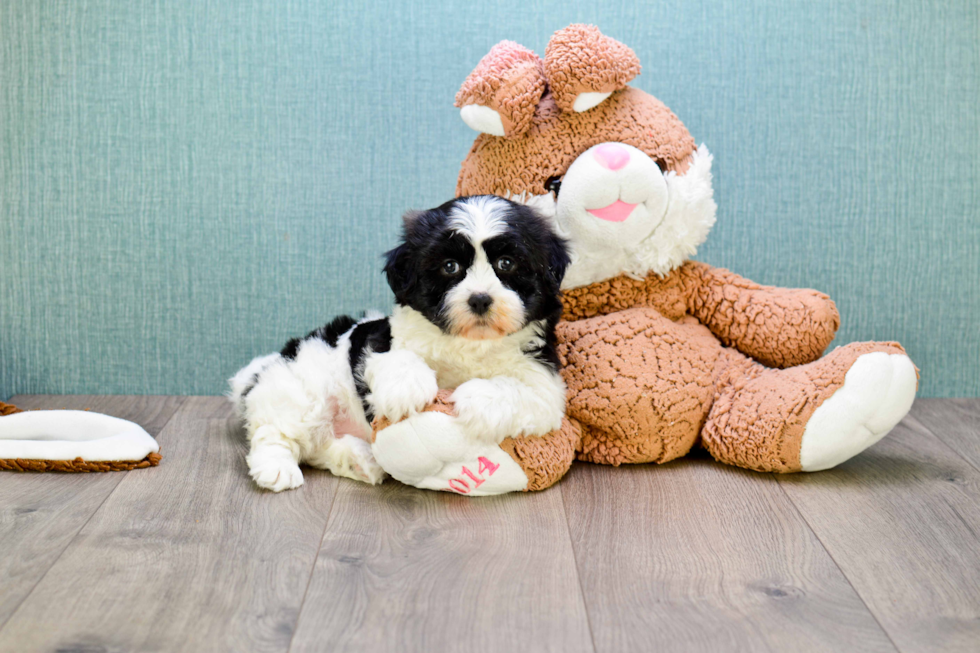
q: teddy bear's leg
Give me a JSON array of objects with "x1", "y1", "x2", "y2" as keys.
[
  {"x1": 702, "y1": 342, "x2": 917, "y2": 473},
  {"x1": 559, "y1": 310, "x2": 719, "y2": 466},
  {"x1": 499, "y1": 418, "x2": 582, "y2": 491},
  {"x1": 371, "y1": 392, "x2": 577, "y2": 495}
]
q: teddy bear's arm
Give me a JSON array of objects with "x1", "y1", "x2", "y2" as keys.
[
  {"x1": 559, "y1": 261, "x2": 838, "y2": 367},
  {"x1": 680, "y1": 262, "x2": 840, "y2": 368}
]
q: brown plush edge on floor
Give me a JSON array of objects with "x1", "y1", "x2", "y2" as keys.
[
  {"x1": 0, "y1": 453, "x2": 162, "y2": 473},
  {"x1": 0, "y1": 400, "x2": 163, "y2": 472},
  {"x1": 0, "y1": 401, "x2": 24, "y2": 416}
]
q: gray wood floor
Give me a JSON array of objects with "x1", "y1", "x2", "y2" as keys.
[{"x1": 0, "y1": 396, "x2": 977, "y2": 653}]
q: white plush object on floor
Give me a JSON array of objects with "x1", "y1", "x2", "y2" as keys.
[
  {"x1": 373, "y1": 411, "x2": 528, "y2": 496},
  {"x1": 0, "y1": 410, "x2": 159, "y2": 461}
]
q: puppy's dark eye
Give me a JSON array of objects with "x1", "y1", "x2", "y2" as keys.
[
  {"x1": 545, "y1": 176, "x2": 562, "y2": 197},
  {"x1": 494, "y1": 257, "x2": 516, "y2": 273},
  {"x1": 441, "y1": 260, "x2": 461, "y2": 276}
]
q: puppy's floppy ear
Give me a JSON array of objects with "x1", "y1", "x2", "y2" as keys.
[
  {"x1": 401, "y1": 209, "x2": 424, "y2": 229},
  {"x1": 383, "y1": 210, "x2": 423, "y2": 301},
  {"x1": 546, "y1": 233, "x2": 571, "y2": 287},
  {"x1": 383, "y1": 243, "x2": 415, "y2": 302}
]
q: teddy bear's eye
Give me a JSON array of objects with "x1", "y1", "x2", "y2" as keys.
[{"x1": 545, "y1": 176, "x2": 563, "y2": 197}]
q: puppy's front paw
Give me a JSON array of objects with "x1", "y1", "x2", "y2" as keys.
[
  {"x1": 451, "y1": 379, "x2": 515, "y2": 443},
  {"x1": 247, "y1": 449, "x2": 304, "y2": 492},
  {"x1": 367, "y1": 351, "x2": 439, "y2": 423}
]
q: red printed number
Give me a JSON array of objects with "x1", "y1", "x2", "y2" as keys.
[
  {"x1": 446, "y1": 457, "x2": 500, "y2": 494},
  {"x1": 478, "y1": 456, "x2": 499, "y2": 476}
]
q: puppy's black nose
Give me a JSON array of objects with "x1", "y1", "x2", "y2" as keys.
[{"x1": 467, "y1": 293, "x2": 493, "y2": 316}]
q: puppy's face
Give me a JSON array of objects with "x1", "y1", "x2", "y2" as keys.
[{"x1": 384, "y1": 196, "x2": 569, "y2": 339}]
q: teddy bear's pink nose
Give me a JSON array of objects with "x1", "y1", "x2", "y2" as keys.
[{"x1": 593, "y1": 143, "x2": 630, "y2": 171}]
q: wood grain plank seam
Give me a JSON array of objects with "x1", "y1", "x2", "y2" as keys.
[
  {"x1": 770, "y1": 474, "x2": 902, "y2": 653},
  {"x1": 559, "y1": 479, "x2": 600, "y2": 653},
  {"x1": 0, "y1": 397, "x2": 188, "y2": 635},
  {"x1": 904, "y1": 412, "x2": 980, "y2": 477},
  {"x1": 286, "y1": 477, "x2": 343, "y2": 653}
]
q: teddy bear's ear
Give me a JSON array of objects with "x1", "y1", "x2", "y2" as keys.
[
  {"x1": 455, "y1": 41, "x2": 547, "y2": 138},
  {"x1": 544, "y1": 24, "x2": 641, "y2": 113}
]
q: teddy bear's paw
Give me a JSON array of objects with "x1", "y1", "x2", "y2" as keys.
[
  {"x1": 372, "y1": 411, "x2": 528, "y2": 496},
  {"x1": 247, "y1": 447, "x2": 305, "y2": 492},
  {"x1": 799, "y1": 352, "x2": 917, "y2": 471}
]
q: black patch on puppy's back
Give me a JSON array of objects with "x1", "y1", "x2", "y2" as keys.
[
  {"x1": 240, "y1": 373, "x2": 260, "y2": 399},
  {"x1": 348, "y1": 318, "x2": 392, "y2": 422},
  {"x1": 280, "y1": 314, "x2": 358, "y2": 360}
]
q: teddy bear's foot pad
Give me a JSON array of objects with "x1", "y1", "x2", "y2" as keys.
[
  {"x1": 799, "y1": 352, "x2": 917, "y2": 471},
  {"x1": 372, "y1": 412, "x2": 528, "y2": 496}
]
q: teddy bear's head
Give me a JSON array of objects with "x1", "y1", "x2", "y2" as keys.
[{"x1": 455, "y1": 24, "x2": 717, "y2": 289}]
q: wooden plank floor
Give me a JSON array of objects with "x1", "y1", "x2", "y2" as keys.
[{"x1": 0, "y1": 396, "x2": 977, "y2": 653}]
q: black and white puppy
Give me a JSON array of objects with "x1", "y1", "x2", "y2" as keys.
[{"x1": 229, "y1": 195, "x2": 570, "y2": 492}]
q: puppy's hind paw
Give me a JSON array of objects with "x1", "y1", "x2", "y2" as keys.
[
  {"x1": 327, "y1": 435, "x2": 387, "y2": 485},
  {"x1": 248, "y1": 452, "x2": 305, "y2": 492}
]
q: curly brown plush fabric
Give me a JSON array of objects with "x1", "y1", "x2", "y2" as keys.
[
  {"x1": 372, "y1": 24, "x2": 915, "y2": 493},
  {"x1": 557, "y1": 310, "x2": 718, "y2": 466},
  {"x1": 543, "y1": 24, "x2": 641, "y2": 113},
  {"x1": 0, "y1": 453, "x2": 162, "y2": 473},
  {"x1": 498, "y1": 418, "x2": 581, "y2": 491},
  {"x1": 702, "y1": 342, "x2": 911, "y2": 472},
  {"x1": 0, "y1": 401, "x2": 23, "y2": 416},
  {"x1": 455, "y1": 40, "x2": 547, "y2": 139},
  {"x1": 556, "y1": 302, "x2": 909, "y2": 472},
  {"x1": 457, "y1": 88, "x2": 696, "y2": 197},
  {"x1": 561, "y1": 262, "x2": 841, "y2": 369}
]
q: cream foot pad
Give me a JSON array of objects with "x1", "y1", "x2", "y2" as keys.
[
  {"x1": 373, "y1": 412, "x2": 528, "y2": 496},
  {"x1": 0, "y1": 402, "x2": 161, "y2": 472}
]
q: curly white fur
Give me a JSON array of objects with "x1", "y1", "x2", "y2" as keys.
[
  {"x1": 228, "y1": 318, "x2": 386, "y2": 492},
  {"x1": 389, "y1": 305, "x2": 566, "y2": 443},
  {"x1": 363, "y1": 349, "x2": 439, "y2": 423}
]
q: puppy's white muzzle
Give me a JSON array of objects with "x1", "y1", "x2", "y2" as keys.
[{"x1": 443, "y1": 260, "x2": 525, "y2": 340}]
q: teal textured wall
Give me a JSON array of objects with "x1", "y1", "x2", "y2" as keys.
[{"x1": 1, "y1": 0, "x2": 977, "y2": 399}]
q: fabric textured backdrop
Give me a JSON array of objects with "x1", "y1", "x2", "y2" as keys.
[{"x1": 1, "y1": 0, "x2": 977, "y2": 399}]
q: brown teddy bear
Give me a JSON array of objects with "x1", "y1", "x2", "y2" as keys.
[{"x1": 370, "y1": 24, "x2": 917, "y2": 495}]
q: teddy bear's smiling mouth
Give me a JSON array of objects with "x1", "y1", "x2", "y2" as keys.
[{"x1": 587, "y1": 199, "x2": 638, "y2": 222}]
